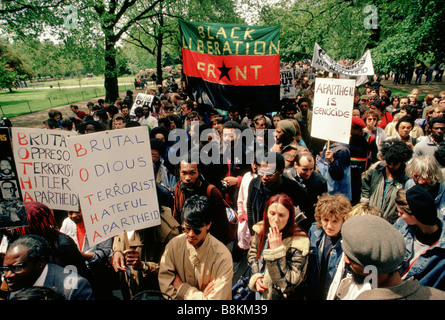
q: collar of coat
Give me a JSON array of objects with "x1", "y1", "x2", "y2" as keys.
[{"x1": 185, "y1": 232, "x2": 214, "y2": 266}]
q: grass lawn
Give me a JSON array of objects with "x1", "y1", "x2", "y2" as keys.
[{"x1": 0, "y1": 78, "x2": 136, "y2": 118}]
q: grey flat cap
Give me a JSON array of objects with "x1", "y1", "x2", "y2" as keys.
[{"x1": 341, "y1": 215, "x2": 406, "y2": 274}]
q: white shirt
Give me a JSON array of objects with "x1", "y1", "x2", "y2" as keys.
[{"x1": 33, "y1": 264, "x2": 49, "y2": 287}]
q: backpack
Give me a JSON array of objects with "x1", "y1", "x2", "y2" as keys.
[{"x1": 206, "y1": 185, "x2": 239, "y2": 244}]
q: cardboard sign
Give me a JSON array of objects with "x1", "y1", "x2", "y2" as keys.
[
  {"x1": 280, "y1": 68, "x2": 297, "y2": 99},
  {"x1": 11, "y1": 128, "x2": 79, "y2": 211},
  {"x1": 130, "y1": 93, "x2": 154, "y2": 116},
  {"x1": 66, "y1": 126, "x2": 160, "y2": 245},
  {"x1": 0, "y1": 128, "x2": 28, "y2": 229},
  {"x1": 311, "y1": 78, "x2": 356, "y2": 144}
]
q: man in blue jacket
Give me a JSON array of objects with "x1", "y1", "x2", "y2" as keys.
[{"x1": 2, "y1": 234, "x2": 94, "y2": 300}]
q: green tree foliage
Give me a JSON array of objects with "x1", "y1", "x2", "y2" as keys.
[
  {"x1": 0, "y1": 42, "x2": 32, "y2": 91},
  {"x1": 1, "y1": 0, "x2": 163, "y2": 103},
  {"x1": 256, "y1": 0, "x2": 444, "y2": 75},
  {"x1": 123, "y1": 0, "x2": 242, "y2": 86},
  {"x1": 370, "y1": 0, "x2": 445, "y2": 75}
]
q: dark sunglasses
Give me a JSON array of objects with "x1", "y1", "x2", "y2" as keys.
[{"x1": 182, "y1": 224, "x2": 204, "y2": 235}]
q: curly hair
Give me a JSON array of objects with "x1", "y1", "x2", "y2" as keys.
[
  {"x1": 314, "y1": 193, "x2": 352, "y2": 229},
  {"x1": 380, "y1": 139, "x2": 413, "y2": 164},
  {"x1": 8, "y1": 234, "x2": 50, "y2": 261}
]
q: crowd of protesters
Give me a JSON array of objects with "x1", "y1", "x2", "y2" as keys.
[{"x1": 2, "y1": 64, "x2": 445, "y2": 301}]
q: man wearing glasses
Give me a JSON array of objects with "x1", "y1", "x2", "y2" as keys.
[
  {"x1": 159, "y1": 195, "x2": 233, "y2": 300},
  {"x1": 1, "y1": 234, "x2": 94, "y2": 300},
  {"x1": 246, "y1": 152, "x2": 312, "y2": 233},
  {"x1": 1, "y1": 180, "x2": 18, "y2": 200}
]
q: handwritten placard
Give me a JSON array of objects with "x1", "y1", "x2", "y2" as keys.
[
  {"x1": 11, "y1": 128, "x2": 78, "y2": 211},
  {"x1": 311, "y1": 78, "x2": 356, "y2": 144},
  {"x1": 66, "y1": 126, "x2": 160, "y2": 245}
]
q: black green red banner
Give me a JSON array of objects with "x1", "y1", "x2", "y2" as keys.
[{"x1": 179, "y1": 19, "x2": 281, "y2": 113}]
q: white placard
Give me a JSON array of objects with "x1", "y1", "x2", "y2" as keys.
[
  {"x1": 11, "y1": 128, "x2": 79, "y2": 211},
  {"x1": 66, "y1": 126, "x2": 160, "y2": 245},
  {"x1": 311, "y1": 78, "x2": 356, "y2": 144}
]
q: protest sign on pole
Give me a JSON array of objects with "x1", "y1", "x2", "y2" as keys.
[
  {"x1": 311, "y1": 77, "x2": 356, "y2": 144},
  {"x1": 312, "y1": 43, "x2": 375, "y2": 76},
  {"x1": 280, "y1": 68, "x2": 297, "y2": 99},
  {"x1": 130, "y1": 93, "x2": 155, "y2": 116},
  {"x1": 0, "y1": 128, "x2": 28, "y2": 229},
  {"x1": 66, "y1": 126, "x2": 160, "y2": 246},
  {"x1": 11, "y1": 128, "x2": 79, "y2": 211}
]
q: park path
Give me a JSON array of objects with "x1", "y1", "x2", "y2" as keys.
[
  {"x1": 20, "y1": 83, "x2": 133, "y2": 90},
  {"x1": 379, "y1": 78, "x2": 445, "y2": 96}
]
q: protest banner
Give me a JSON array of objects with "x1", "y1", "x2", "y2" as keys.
[
  {"x1": 280, "y1": 68, "x2": 297, "y2": 99},
  {"x1": 311, "y1": 77, "x2": 356, "y2": 144},
  {"x1": 66, "y1": 126, "x2": 160, "y2": 245},
  {"x1": 0, "y1": 128, "x2": 28, "y2": 229},
  {"x1": 312, "y1": 43, "x2": 375, "y2": 77},
  {"x1": 179, "y1": 19, "x2": 281, "y2": 113},
  {"x1": 130, "y1": 93, "x2": 155, "y2": 116},
  {"x1": 11, "y1": 128, "x2": 78, "y2": 211}
]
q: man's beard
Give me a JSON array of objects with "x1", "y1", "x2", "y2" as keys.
[{"x1": 345, "y1": 262, "x2": 366, "y2": 285}]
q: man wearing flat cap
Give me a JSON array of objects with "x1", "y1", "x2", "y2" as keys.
[{"x1": 341, "y1": 215, "x2": 445, "y2": 300}]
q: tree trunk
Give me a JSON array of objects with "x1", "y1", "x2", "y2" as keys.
[
  {"x1": 156, "y1": 12, "x2": 164, "y2": 88},
  {"x1": 156, "y1": 36, "x2": 163, "y2": 88},
  {"x1": 104, "y1": 37, "x2": 119, "y2": 104}
]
